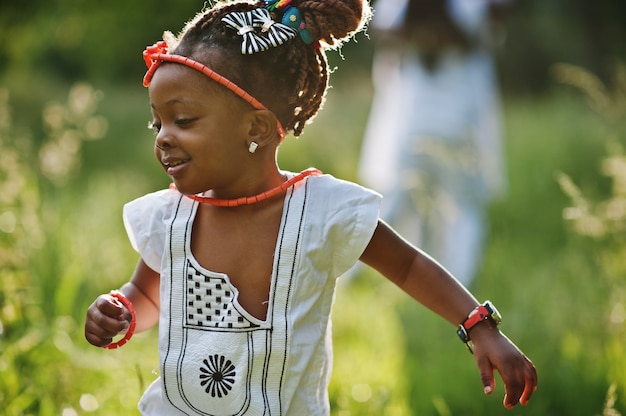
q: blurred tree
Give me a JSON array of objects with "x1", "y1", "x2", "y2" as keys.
[
  {"x1": 0, "y1": 0, "x2": 202, "y2": 84},
  {"x1": 500, "y1": 0, "x2": 626, "y2": 93},
  {"x1": 1, "y1": 0, "x2": 625, "y2": 93}
]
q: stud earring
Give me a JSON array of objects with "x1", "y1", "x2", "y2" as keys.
[{"x1": 248, "y1": 141, "x2": 259, "y2": 154}]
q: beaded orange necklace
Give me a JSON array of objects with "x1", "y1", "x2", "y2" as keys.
[{"x1": 169, "y1": 168, "x2": 322, "y2": 207}]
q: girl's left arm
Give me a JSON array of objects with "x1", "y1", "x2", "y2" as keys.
[{"x1": 359, "y1": 220, "x2": 537, "y2": 409}]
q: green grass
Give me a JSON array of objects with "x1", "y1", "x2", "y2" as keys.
[{"x1": 1, "y1": 71, "x2": 625, "y2": 415}]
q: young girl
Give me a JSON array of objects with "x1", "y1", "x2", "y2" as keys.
[{"x1": 84, "y1": 0, "x2": 537, "y2": 414}]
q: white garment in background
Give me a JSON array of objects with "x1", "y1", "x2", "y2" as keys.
[{"x1": 359, "y1": 0, "x2": 506, "y2": 285}]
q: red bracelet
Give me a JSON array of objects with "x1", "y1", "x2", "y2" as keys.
[{"x1": 103, "y1": 290, "x2": 137, "y2": 349}]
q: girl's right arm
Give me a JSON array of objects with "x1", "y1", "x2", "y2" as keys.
[{"x1": 84, "y1": 258, "x2": 160, "y2": 347}]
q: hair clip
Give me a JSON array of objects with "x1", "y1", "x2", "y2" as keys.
[
  {"x1": 251, "y1": 9, "x2": 297, "y2": 48},
  {"x1": 280, "y1": 7, "x2": 313, "y2": 45},
  {"x1": 222, "y1": 11, "x2": 271, "y2": 54},
  {"x1": 263, "y1": 0, "x2": 313, "y2": 45},
  {"x1": 264, "y1": 0, "x2": 292, "y2": 11},
  {"x1": 222, "y1": 9, "x2": 297, "y2": 54}
]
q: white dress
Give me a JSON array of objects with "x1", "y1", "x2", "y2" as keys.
[{"x1": 122, "y1": 172, "x2": 381, "y2": 415}]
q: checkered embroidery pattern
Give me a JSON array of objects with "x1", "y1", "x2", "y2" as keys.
[{"x1": 185, "y1": 262, "x2": 259, "y2": 329}]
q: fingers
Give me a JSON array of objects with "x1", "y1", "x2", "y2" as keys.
[
  {"x1": 84, "y1": 294, "x2": 130, "y2": 347},
  {"x1": 519, "y1": 357, "x2": 538, "y2": 405},
  {"x1": 475, "y1": 354, "x2": 496, "y2": 395},
  {"x1": 502, "y1": 355, "x2": 538, "y2": 409},
  {"x1": 473, "y1": 333, "x2": 538, "y2": 410}
]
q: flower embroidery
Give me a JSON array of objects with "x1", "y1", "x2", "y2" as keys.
[{"x1": 199, "y1": 355, "x2": 236, "y2": 397}]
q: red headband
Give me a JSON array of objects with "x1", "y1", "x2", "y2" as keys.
[{"x1": 143, "y1": 41, "x2": 286, "y2": 140}]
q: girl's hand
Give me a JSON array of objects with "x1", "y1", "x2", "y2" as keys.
[
  {"x1": 469, "y1": 324, "x2": 538, "y2": 409},
  {"x1": 84, "y1": 293, "x2": 132, "y2": 347}
]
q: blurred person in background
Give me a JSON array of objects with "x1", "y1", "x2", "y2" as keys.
[{"x1": 359, "y1": 0, "x2": 512, "y2": 287}]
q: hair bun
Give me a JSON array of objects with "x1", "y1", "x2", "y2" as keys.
[{"x1": 297, "y1": 0, "x2": 371, "y2": 48}]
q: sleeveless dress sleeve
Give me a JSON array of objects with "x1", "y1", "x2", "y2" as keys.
[
  {"x1": 306, "y1": 175, "x2": 383, "y2": 277},
  {"x1": 122, "y1": 189, "x2": 179, "y2": 272}
]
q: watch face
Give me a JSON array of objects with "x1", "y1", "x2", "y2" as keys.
[{"x1": 484, "y1": 301, "x2": 502, "y2": 325}]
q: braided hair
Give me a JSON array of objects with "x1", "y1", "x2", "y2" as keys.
[{"x1": 163, "y1": 0, "x2": 370, "y2": 137}]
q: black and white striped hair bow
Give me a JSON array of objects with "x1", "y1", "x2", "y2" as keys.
[
  {"x1": 222, "y1": 9, "x2": 297, "y2": 55},
  {"x1": 222, "y1": 10, "x2": 270, "y2": 54},
  {"x1": 251, "y1": 9, "x2": 297, "y2": 48}
]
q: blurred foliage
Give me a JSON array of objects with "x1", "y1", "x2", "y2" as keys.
[
  {"x1": 0, "y1": 0, "x2": 201, "y2": 84},
  {"x1": 556, "y1": 62, "x2": 626, "y2": 415},
  {"x1": 0, "y1": 84, "x2": 158, "y2": 415},
  {"x1": 1, "y1": 0, "x2": 626, "y2": 94},
  {"x1": 498, "y1": 0, "x2": 626, "y2": 94}
]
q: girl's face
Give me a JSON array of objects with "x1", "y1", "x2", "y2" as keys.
[{"x1": 148, "y1": 63, "x2": 253, "y2": 197}]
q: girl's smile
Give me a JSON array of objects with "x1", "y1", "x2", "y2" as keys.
[{"x1": 160, "y1": 155, "x2": 191, "y2": 176}]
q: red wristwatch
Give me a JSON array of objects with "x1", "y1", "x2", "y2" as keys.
[{"x1": 457, "y1": 301, "x2": 502, "y2": 353}]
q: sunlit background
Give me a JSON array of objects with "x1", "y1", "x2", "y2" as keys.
[{"x1": 1, "y1": 1, "x2": 626, "y2": 415}]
